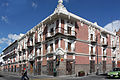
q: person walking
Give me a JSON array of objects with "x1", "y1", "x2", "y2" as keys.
[{"x1": 21, "y1": 68, "x2": 29, "y2": 80}]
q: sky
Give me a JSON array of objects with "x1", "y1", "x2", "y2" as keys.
[{"x1": 0, "y1": 0, "x2": 120, "y2": 53}]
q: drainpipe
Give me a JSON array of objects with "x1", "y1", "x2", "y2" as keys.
[{"x1": 96, "y1": 34, "x2": 99, "y2": 75}]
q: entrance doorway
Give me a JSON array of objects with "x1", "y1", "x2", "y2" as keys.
[
  {"x1": 112, "y1": 61, "x2": 116, "y2": 69},
  {"x1": 11, "y1": 65, "x2": 13, "y2": 72},
  {"x1": 19, "y1": 65, "x2": 22, "y2": 73},
  {"x1": 14, "y1": 65, "x2": 16, "y2": 72},
  {"x1": 29, "y1": 61, "x2": 34, "y2": 74},
  {"x1": 8, "y1": 66, "x2": 10, "y2": 72},
  {"x1": 66, "y1": 60, "x2": 74, "y2": 75},
  {"x1": 37, "y1": 62, "x2": 41, "y2": 75},
  {"x1": 90, "y1": 60, "x2": 95, "y2": 73},
  {"x1": 117, "y1": 61, "x2": 120, "y2": 68},
  {"x1": 47, "y1": 60, "x2": 53, "y2": 75},
  {"x1": 103, "y1": 61, "x2": 106, "y2": 74}
]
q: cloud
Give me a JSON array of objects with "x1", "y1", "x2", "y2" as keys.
[
  {"x1": 32, "y1": 2, "x2": 37, "y2": 8},
  {"x1": 0, "y1": 33, "x2": 23, "y2": 45},
  {"x1": 1, "y1": 16, "x2": 8, "y2": 23},
  {"x1": 64, "y1": 0, "x2": 69, "y2": 3},
  {"x1": 104, "y1": 20, "x2": 120, "y2": 32},
  {"x1": 1, "y1": 2, "x2": 9, "y2": 7},
  {"x1": 0, "y1": 38, "x2": 8, "y2": 44},
  {"x1": 8, "y1": 34, "x2": 20, "y2": 41}
]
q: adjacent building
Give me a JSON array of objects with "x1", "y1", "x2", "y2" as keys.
[{"x1": 2, "y1": 0, "x2": 120, "y2": 76}]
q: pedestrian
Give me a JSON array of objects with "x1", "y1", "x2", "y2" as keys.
[{"x1": 21, "y1": 67, "x2": 29, "y2": 80}]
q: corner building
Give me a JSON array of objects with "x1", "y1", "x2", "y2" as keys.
[{"x1": 2, "y1": 0, "x2": 119, "y2": 76}]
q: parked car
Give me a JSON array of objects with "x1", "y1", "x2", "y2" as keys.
[{"x1": 107, "y1": 68, "x2": 120, "y2": 78}]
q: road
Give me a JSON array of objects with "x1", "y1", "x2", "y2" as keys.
[
  {"x1": 0, "y1": 73, "x2": 20, "y2": 80},
  {"x1": 65, "y1": 75, "x2": 120, "y2": 80},
  {"x1": 0, "y1": 71, "x2": 120, "y2": 80}
]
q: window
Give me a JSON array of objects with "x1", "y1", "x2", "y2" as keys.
[
  {"x1": 68, "y1": 42, "x2": 71, "y2": 51},
  {"x1": 103, "y1": 49, "x2": 105, "y2": 55},
  {"x1": 45, "y1": 44, "x2": 48, "y2": 52},
  {"x1": 39, "y1": 48, "x2": 41, "y2": 55},
  {"x1": 91, "y1": 46, "x2": 93, "y2": 54},
  {"x1": 35, "y1": 48, "x2": 37, "y2": 56},
  {"x1": 61, "y1": 19, "x2": 64, "y2": 24},
  {"x1": 50, "y1": 28, "x2": 54, "y2": 35},
  {"x1": 50, "y1": 44, "x2": 53, "y2": 52},
  {"x1": 19, "y1": 53, "x2": 21, "y2": 56},
  {"x1": 55, "y1": 39, "x2": 59, "y2": 49},
  {"x1": 90, "y1": 34, "x2": 93, "y2": 41},
  {"x1": 23, "y1": 52, "x2": 26, "y2": 55},
  {"x1": 40, "y1": 34, "x2": 42, "y2": 41},
  {"x1": 67, "y1": 21, "x2": 69, "y2": 23},
  {"x1": 55, "y1": 39, "x2": 58, "y2": 44},
  {"x1": 103, "y1": 38, "x2": 104, "y2": 44},
  {"x1": 56, "y1": 20, "x2": 59, "y2": 28},
  {"x1": 68, "y1": 27, "x2": 71, "y2": 35}
]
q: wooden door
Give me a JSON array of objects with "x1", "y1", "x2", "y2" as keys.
[
  {"x1": 66, "y1": 60, "x2": 73, "y2": 75},
  {"x1": 47, "y1": 60, "x2": 53, "y2": 75}
]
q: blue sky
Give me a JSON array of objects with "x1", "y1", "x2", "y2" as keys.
[{"x1": 0, "y1": 0, "x2": 120, "y2": 53}]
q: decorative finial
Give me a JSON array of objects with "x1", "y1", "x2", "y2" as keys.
[
  {"x1": 54, "y1": 0, "x2": 68, "y2": 13},
  {"x1": 58, "y1": 0, "x2": 63, "y2": 4}
]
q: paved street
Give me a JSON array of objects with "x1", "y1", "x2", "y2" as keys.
[
  {"x1": 0, "y1": 72, "x2": 20, "y2": 80},
  {"x1": 0, "y1": 71, "x2": 120, "y2": 80}
]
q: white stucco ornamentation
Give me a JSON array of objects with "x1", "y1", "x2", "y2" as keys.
[{"x1": 54, "y1": 0, "x2": 68, "y2": 14}]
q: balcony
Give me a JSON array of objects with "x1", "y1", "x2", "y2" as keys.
[
  {"x1": 45, "y1": 27, "x2": 76, "y2": 39},
  {"x1": 27, "y1": 41, "x2": 33, "y2": 49},
  {"x1": 28, "y1": 29, "x2": 35, "y2": 36},
  {"x1": 112, "y1": 45, "x2": 116, "y2": 50},
  {"x1": 22, "y1": 47, "x2": 26, "y2": 51},
  {"x1": 22, "y1": 56, "x2": 26, "y2": 62},
  {"x1": 103, "y1": 53, "x2": 107, "y2": 57},
  {"x1": 101, "y1": 30, "x2": 108, "y2": 34},
  {"x1": 112, "y1": 54, "x2": 116, "y2": 58},
  {"x1": 101, "y1": 42, "x2": 108, "y2": 47},
  {"x1": 90, "y1": 38, "x2": 97, "y2": 45},
  {"x1": 18, "y1": 48, "x2": 22, "y2": 53},
  {"x1": 90, "y1": 51, "x2": 96, "y2": 56},
  {"x1": 35, "y1": 38, "x2": 41, "y2": 45},
  {"x1": 19, "y1": 56, "x2": 22, "y2": 63}
]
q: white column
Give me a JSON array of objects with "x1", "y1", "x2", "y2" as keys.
[
  {"x1": 48, "y1": 25, "x2": 50, "y2": 37},
  {"x1": 48, "y1": 44, "x2": 50, "y2": 53},
  {"x1": 59, "y1": 18, "x2": 61, "y2": 33},
  {"x1": 33, "y1": 34, "x2": 35, "y2": 45},
  {"x1": 53, "y1": 55, "x2": 56, "y2": 59},
  {"x1": 72, "y1": 22, "x2": 75, "y2": 35},
  {"x1": 71, "y1": 42, "x2": 74, "y2": 52},
  {"x1": 38, "y1": 33, "x2": 40, "y2": 42},
  {"x1": 47, "y1": 57, "x2": 49, "y2": 60},
  {"x1": 65, "y1": 40, "x2": 68, "y2": 50},
  {"x1": 58, "y1": 37, "x2": 61, "y2": 48},
  {"x1": 64, "y1": 20, "x2": 67, "y2": 34},
  {"x1": 37, "y1": 48, "x2": 39, "y2": 56},
  {"x1": 64, "y1": 53, "x2": 67, "y2": 59},
  {"x1": 53, "y1": 39, "x2": 55, "y2": 52}
]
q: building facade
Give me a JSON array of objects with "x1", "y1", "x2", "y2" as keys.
[{"x1": 2, "y1": 0, "x2": 119, "y2": 76}]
